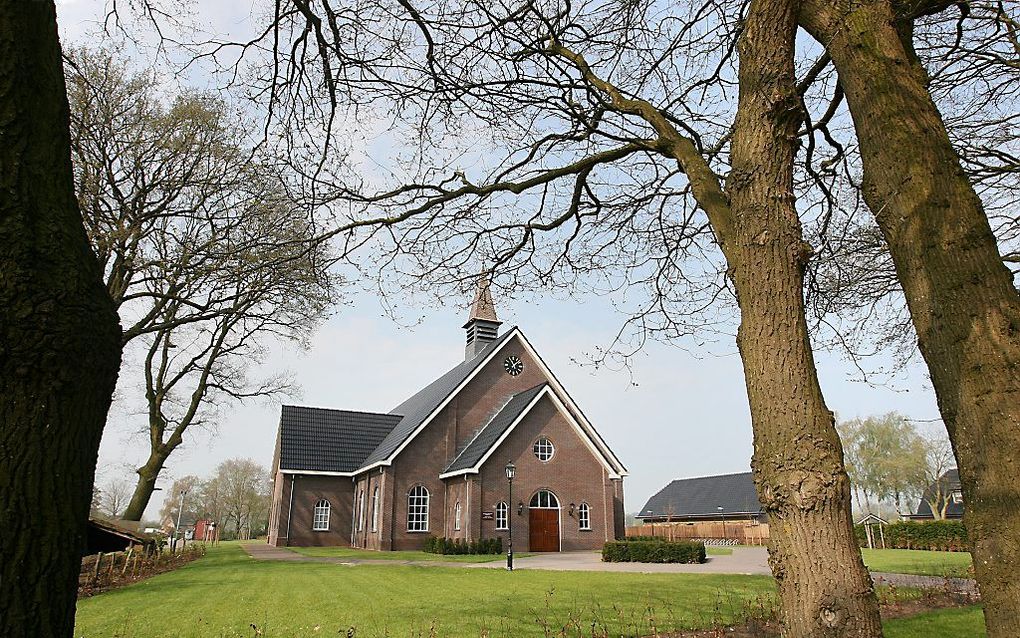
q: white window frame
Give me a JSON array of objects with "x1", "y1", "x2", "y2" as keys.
[
  {"x1": 578, "y1": 502, "x2": 591, "y2": 530},
  {"x1": 495, "y1": 501, "x2": 509, "y2": 530},
  {"x1": 371, "y1": 486, "x2": 380, "y2": 532},
  {"x1": 533, "y1": 436, "x2": 555, "y2": 462},
  {"x1": 454, "y1": 501, "x2": 462, "y2": 531},
  {"x1": 312, "y1": 499, "x2": 331, "y2": 531},
  {"x1": 407, "y1": 485, "x2": 430, "y2": 532}
]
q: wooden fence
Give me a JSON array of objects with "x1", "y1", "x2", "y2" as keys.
[{"x1": 626, "y1": 521, "x2": 770, "y2": 546}]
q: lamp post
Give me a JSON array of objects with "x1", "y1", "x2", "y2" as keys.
[
  {"x1": 174, "y1": 489, "x2": 188, "y2": 552},
  {"x1": 505, "y1": 461, "x2": 516, "y2": 571},
  {"x1": 717, "y1": 505, "x2": 725, "y2": 543}
]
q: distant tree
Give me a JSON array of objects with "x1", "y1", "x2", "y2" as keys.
[
  {"x1": 838, "y1": 413, "x2": 928, "y2": 516},
  {"x1": 210, "y1": 459, "x2": 271, "y2": 540},
  {"x1": 157, "y1": 476, "x2": 203, "y2": 529},
  {"x1": 65, "y1": 47, "x2": 337, "y2": 522},
  {"x1": 98, "y1": 478, "x2": 133, "y2": 519}
]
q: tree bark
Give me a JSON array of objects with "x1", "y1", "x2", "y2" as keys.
[
  {"x1": 801, "y1": 2, "x2": 1020, "y2": 633},
  {"x1": 0, "y1": 1, "x2": 122, "y2": 637},
  {"x1": 724, "y1": 0, "x2": 884, "y2": 634},
  {"x1": 122, "y1": 455, "x2": 167, "y2": 522}
]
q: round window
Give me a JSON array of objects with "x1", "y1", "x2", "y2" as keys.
[{"x1": 533, "y1": 436, "x2": 554, "y2": 462}]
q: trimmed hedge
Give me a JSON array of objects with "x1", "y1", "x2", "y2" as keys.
[
  {"x1": 854, "y1": 520, "x2": 968, "y2": 552},
  {"x1": 602, "y1": 539, "x2": 706, "y2": 563},
  {"x1": 423, "y1": 536, "x2": 504, "y2": 555}
]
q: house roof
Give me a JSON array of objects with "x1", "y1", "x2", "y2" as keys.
[
  {"x1": 913, "y1": 468, "x2": 963, "y2": 518},
  {"x1": 279, "y1": 405, "x2": 402, "y2": 473},
  {"x1": 637, "y1": 471, "x2": 763, "y2": 519},
  {"x1": 444, "y1": 383, "x2": 548, "y2": 474},
  {"x1": 357, "y1": 330, "x2": 516, "y2": 468}
]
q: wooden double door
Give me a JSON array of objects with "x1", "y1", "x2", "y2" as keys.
[{"x1": 528, "y1": 508, "x2": 560, "y2": 552}]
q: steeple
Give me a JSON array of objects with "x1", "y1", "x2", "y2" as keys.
[{"x1": 463, "y1": 275, "x2": 502, "y2": 359}]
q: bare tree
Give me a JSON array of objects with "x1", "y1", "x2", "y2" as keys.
[
  {"x1": 0, "y1": 3, "x2": 123, "y2": 638},
  {"x1": 211, "y1": 458, "x2": 271, "y2": 540},
  {"x1": 98, "y1": 477, "x2": 134, "y2": 519},
  {"x1": 912, "y1": 434, "x2": 956, "y2": 521},
  {"x1": 798, "y1": 0, "x2": 1020, "y2": 628},
  {"x1": 65, "y1": 47, "x2": 337, "y2": 522}
]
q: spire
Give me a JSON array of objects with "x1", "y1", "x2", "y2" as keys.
[
  {"x1": 463, "y1": 274, "x2": 502, "y2": 359},
  {"x1": 466, "y1": 275, "x2": 498, "y2": 324}
]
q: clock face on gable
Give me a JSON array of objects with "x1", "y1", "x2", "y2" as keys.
[{"x1": 503, "y1": 355, "x2": 524, "y2": 376}]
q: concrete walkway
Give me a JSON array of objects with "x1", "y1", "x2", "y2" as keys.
[{"x1": 242, "y1": 543, "x2": 977, "y2": 593}]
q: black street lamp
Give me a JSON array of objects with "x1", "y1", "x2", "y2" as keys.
[{"x1": 505, "y1": 461, "x2": 516, "y2": 571}]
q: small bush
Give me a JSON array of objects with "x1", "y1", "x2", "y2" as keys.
[
  {"x1": 423, "y1": 537, "x2": 504, "y2": 555},
  {"x1": 602, "y1": 540, "x2": 706, "y2": 563},
  {"x1": 854, "y1": 520, "x2": 968, "y2": 552}
]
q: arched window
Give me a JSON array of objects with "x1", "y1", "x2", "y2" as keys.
[
  {"x1": 407, "y1": 485, "x2": 430, "y2": 532},
  {"x1": 371, "y1": 486, "x2": 380, "y2": 532},
  {"x1": 533, "y1": 436, "x2": 555, "y2": 461},
  {"x1": 454, "y1": 501, "x2": 462, "y2": 531},
  {"x1": 529, "y1": 489, "x2": 560, "y2": 509},
  {"x1": 495, "y1": 501, "x2": 509, "y2": 530},
  {"x1": 578, "y1": 502, "x2": 591, "y2": 530},
  {"x1": 357, "y1": 489, "x2": 366, "y2": 532},
  {"x1": 312, "y1": 499, "x2": 331, "y2": 531}
]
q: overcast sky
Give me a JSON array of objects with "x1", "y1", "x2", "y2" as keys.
[{"x1": 57, "y1": 0, "x2": 942, "y2": 520}]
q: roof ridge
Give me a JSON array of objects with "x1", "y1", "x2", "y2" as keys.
[
  {"x1": 283, "y1": 404, "x2": 405, "y2": 419},
  {"x1": 671, "y1": 470, "x2": 753, "y2": 482},
  {"x1": 444, "y1": 382, "x2": 548, "y2": 472}
]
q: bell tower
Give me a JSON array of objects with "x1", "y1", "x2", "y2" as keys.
[{"x1": 463, "y1": 276, "x2": 502, "y2": 359}]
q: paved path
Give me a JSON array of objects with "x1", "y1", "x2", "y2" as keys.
[{"x1": 242, "y1": 543, "x2": 977, "y2": 593}]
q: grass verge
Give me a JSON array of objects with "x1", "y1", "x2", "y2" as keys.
[{"x1": 861, "y1": 548, "x2": 973, "y2": 578}]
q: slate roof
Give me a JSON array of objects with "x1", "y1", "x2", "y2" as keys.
[
  {"x1": 357, "y1": 330, "x2": 516, "y2": 468},
  {"x1": 279, "y1": 405, "x2": 402, "y2": 473},
  {"x1": 445, "y1": 383, "x2": 548, "y2": 473},
  {"x1": 912, "y1": 468, "x2": 964, "y2": 519},
  {"x1": 637, "y1": 471, "x2": 764, "y2": 519}
]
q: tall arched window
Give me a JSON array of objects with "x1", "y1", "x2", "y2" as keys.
[
  {"x1": 495, "y1": 501, "x2": 509, "y2": 530},
  {"x1": 371, "y1": 486, "x2": 380, "y2": 532},
  {"x1": 454, "y1": 501, "x2": 462, "y2": 531},
  {"x1": 407, "y1": 485, "x2": 430, "y2": 532},
  {"x1": 357, "y1": 489, "x2": 366, "y2": 532},
  {"x1": 312, "y1": 499, "x2": 331, "y2": 531},
  {"x1": 578, "y1": 502, "x2": 591, "y2": 530}
]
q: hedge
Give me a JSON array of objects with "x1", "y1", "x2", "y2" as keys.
[
  {"x1": 423, "y1": 536, "x2": 504, "y2": 555},
  {"x1": 854, "y1": 520, "x2": 968, "y2": 552},
  {"x1": 602, "y1": 539, "x2": 706, "y2": 563}
]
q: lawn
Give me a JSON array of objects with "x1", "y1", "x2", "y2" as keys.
[
  {"x1": 861, "y1": 548, "x2": 973, "y2": 578},
  {"x1": 883, "y1": 606, "x2": 986, "y2": 637},
  {"x1": 75, "y1": 544, "x2": 776, "y2": 638},
  {"x1": 74, "y1": 544, "x2": 987, "y2": 638},
  {"x1": 288, "y1": 545, "x2": 521, "y2": 562}
]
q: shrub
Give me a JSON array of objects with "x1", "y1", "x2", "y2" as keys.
[
  {"x1": 602, "y1": 540, "x2": 706, "y2": 563},
  {"x1": 854, "y1": 520, "x2": 968, "y2": 552},
  {"x1": 423, "y1": 537, "x2": 504, "y2": 555}
]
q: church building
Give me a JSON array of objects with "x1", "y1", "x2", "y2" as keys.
[{"x1": 266, "y1": 282, "x2": 627, "y2": 551}]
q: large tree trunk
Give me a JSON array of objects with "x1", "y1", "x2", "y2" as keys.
[
  {"x1": 801, "y1": 2, "x2": 1020, "y2": 633},
  {"x1": 0, "y1": 2, "x2": 122, "y2": 637},
  {"x1": 724, "y1": 0, "x2": 884, "y2": 634},
  {"x1": 122, "y1": 458, "x2": 165, "y2": 521}
]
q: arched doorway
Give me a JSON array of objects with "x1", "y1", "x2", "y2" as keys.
[{"x1": 528, "y1": 489, "x2": 560, "y2": 552}]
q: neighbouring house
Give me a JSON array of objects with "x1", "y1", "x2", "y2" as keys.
[
  {"x1": 907, "y1": 468, "x2": 964, "y2": 520},
  {"x1": 266, "y1": 280, "x2": 628, "y2": 551},
  {"x1": 636, "y1": 471, "x2": 766, "y2": 524}
]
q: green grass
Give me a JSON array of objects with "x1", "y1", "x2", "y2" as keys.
[
  {"x1": 861, "y1": 548, "x2": 973, "y2": 578},
  {"x1": 75, "y1": 544, "x2": 777, "y2": 638},
  {"x1": 883, "y1": 606, "x2": 986, "y2": 637},
  {"x1": 706, "y1": 546, "x2": 733, "y2": 556},
  {"x1": 288, "y1": 545, "x2": 525, "y2": 563}
]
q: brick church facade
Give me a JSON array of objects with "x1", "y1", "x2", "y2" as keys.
[{"x1": 266, "y1": 282, "x2": 627, "y2": 551}]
